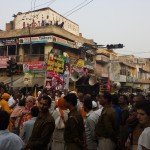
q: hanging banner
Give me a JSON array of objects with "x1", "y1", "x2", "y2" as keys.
[
  {"x1": 47, "y1": 53, "x2": 65, "y2": 74},
  {"x1": 46, "y1": 71, "x2": 64, "y2": 91}
]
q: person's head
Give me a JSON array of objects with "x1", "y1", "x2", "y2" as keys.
[
  {"x1": 99, "y1": 92, "x2": 112, "y2": 106},
  {"x1": 133, "y1": 94, "x2": 145, "y2": 105},
  {"x1": 38, "y1": 95, "x2": 52, "y2": 112},
  {"x1": 77, "y1": 92, "x2": 84, "y2": 102},
  {"x1": 84, "y1": 94, "x2": 91, "y2": 101},
  {"x1": 0, "y1": 110, "x2": 10, "y2": 130},
  {"x1": 56, "y1": 97, "x2": 67, "y2": 110},
  {"x1": 1, "y1": 93, "x2": 10, "y2": 101},
  {"x1": 83, "y1": 95, "x2": 92, "y2": 112},
  {"x1": 18, "y1": 98, "x2": 26, "y2": 106},
  {"x1": 31, "y1": 106, "x2": 39, "y2": 117},
  {"x1": 64, "y1": 93, "x2": 77, "y2": 109},
  {"x1": 26, "y1": 96, "x2": 36, "y2": 109},
  {"x1": 136, "y1": 101, "x2": 150, "y2": 127},
  {"x1": 119, "y1": 95, "x2": 128, "y2": 105}
]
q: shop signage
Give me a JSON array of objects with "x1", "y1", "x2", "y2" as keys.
[
  {"x1": 23, "y1": 61, "x2": 46, "y2": 73},
  {"x1": 19, "y1": 35, "x2": 77, "y2": 48},
  {"x1": 0, "y1": 38, "x2": 17, "y2": 46},
  {"x1": 19, "y1": 36, "x2": 53, "y2": 44},
  {"x1": 0, "y1": 57, "x2": 9, "y2": 68}
]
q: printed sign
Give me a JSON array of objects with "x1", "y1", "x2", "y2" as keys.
[
  {"x1": 0, "y1": 57, "x2": 9, "y2": 68},
  {"x1": 23, "y1": 61, "x2": 45, "y2": 73},
  {"x1": 19, "y1": 36, "x2": 53, "y2": 44}
]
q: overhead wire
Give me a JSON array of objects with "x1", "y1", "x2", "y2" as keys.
[
  {"x1": 65, "y1": 0, "x2": 94, "y2": 17},
  {"x1": 33, "y1": 0, "x2": 56, "y2": 9},
  {"x1": 63, "y1": 0, "x2": 89, "y2": 16}
]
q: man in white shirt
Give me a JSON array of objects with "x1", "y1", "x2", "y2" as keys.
[
  {"x1": 0, "y1": 110, "x2": 24, "y2": 150},
  {"x1": 136, "y1": 100, "x2": 150, "y2": 150},
  {"x1": 83, "y1": 97, "x2": 100, "y2": 150}
]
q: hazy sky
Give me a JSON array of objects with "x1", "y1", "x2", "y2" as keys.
[{"x1": 0, "y1": 0, "x2": 150, "y2": 58}]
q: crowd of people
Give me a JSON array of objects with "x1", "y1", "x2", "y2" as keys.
[{"x1": 0, "y1": 87, "x2": 150, "y2": 150}]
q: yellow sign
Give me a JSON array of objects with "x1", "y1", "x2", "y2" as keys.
[
  {"x1": 47, "y1": 54, "x2": 65, "y2": 73},
  {"x1": 74, "y1": 59, "x2": 85, "y2": 68}
]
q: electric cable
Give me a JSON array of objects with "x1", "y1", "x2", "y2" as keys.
[
  {"x1": 63, "y1": 0, "x2": 89, "y2": 16},
  {"x1": 65, "y1": 0, "x2": 94, "y2": 17}
]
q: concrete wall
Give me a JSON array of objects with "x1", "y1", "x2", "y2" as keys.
[{"x1": 14, "y1": 8, "x2": 79, "y2": 36}]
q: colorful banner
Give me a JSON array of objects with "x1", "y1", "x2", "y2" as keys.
[
  {"x1": 23, "y1": 61, "x2": 46, "y2": 73},
  {"x1": 46, "y1": 71, "x2": 64, "y2": 91},
  {"x1": 47, "y1": 53, "x2": 65, "y2": 74}
]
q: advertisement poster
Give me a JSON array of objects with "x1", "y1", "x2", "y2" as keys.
[
  {"x1": 23, "y1": 61, "x2": 46, "y2": 73},
  {"x1": 47, "y1": 51, "x2": 65, "y2": 74}
]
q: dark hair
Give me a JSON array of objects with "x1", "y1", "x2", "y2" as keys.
[
  {"x1": 64, "y1": 93, "x2": 77, "y2": 106},
  {"x1": 119, "y1": 94, "x2": 128, "y2": 104},
  {"x1": 41, "y1": 95, "x2": 52, "y2": 106},
  {"x1": 18, "y1": 98, "x2": 26, "y2": 106},
  {"x1": 134, "y1": 94, "x2": 146, "y2": 101},
  {"x1": 83, "y1": 96, "x2": 92, "y2": 110},
  {"x1": 103, "y1": 92, "x2": 112, "y2": 103},
  {"x1": 0, "y1": 110, "x2": 10, "y2": 130},
  {"x1": 31, "y1": 106, "x2": 39, "y2": 117},
  {"x1": 136, "y1": 100, "x2": 150, "y2": 116},
  {"x1": 112, "y1": 94, "x2": 119, "y2": 105}
]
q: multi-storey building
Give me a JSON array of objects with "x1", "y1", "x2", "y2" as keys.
[{"x1": 0, "y1": 7, "x2": 95, "y2": 88}]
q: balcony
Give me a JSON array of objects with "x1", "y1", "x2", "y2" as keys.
[
  {"x1": 96, "y1": 55, "x2": 109, "y2": 63},
  {"x1": 136, "y1": 78, "x2": 150, "y2": 84},
  {"x1": 0, "y1": 54, "x2": 48, "y2": 67}
]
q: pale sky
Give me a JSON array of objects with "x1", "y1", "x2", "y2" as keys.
[{"x1": 0, "y1": 0, "x2": 150, "y2": 58}]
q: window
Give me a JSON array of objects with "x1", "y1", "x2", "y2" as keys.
[
  {"x1": 0, "y1": 47, "x2": 6, "y2": 56},
  {"x1": 8, "y1": 45, "x2": 16, "y2": 55}
]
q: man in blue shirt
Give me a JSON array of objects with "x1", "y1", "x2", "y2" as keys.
[
  {"x1": 20, "y1": 106, "x2": 39, "y2": 144},
  {"x1": 0, "y1": 110, "x2": 24, "y2": 150}
]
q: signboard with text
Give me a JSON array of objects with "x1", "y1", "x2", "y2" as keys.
[
  {"x1": 0, "y1": 57, "x2": 9, "y2": 68},
  {"x1": 23, "y1": 61, "x2": 46, "y2": 73},
  {"x1": 19, "y1": 35, "x2": 77, "y2": 48}
]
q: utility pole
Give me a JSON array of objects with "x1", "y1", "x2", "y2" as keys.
[{"x1": 28, "y1": 25, "x2": 32, "y2": 55}]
